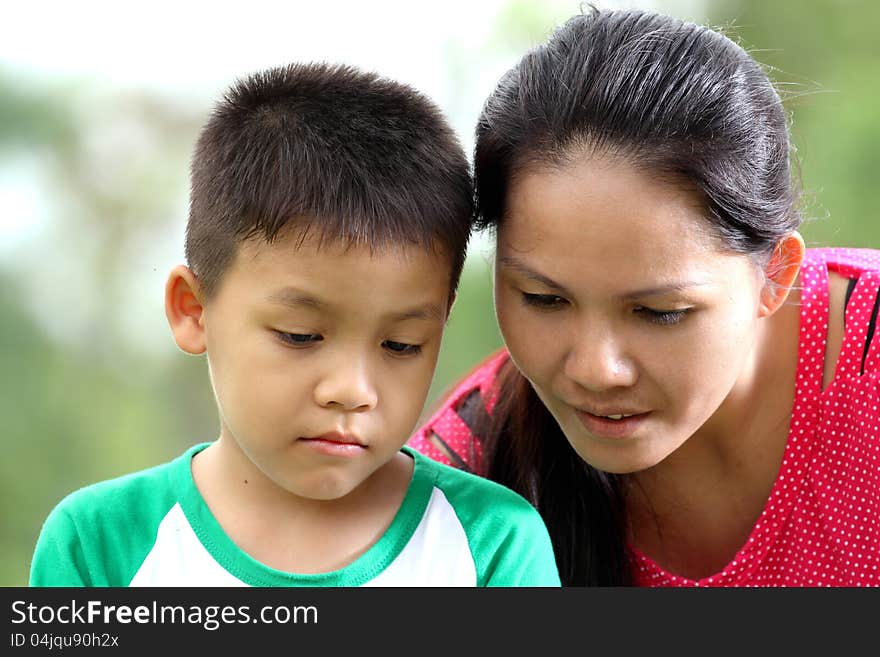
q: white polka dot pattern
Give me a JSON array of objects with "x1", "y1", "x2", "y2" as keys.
[{"x1": 631, "y1": 248, "x2": 880, "y2": 586}]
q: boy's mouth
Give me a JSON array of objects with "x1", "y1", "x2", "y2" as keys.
[{"x1": 300, "y1": 431, "x2": 366, "y2": 447}]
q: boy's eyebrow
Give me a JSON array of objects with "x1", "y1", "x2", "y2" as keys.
[
  {"x1": 498, "y1": 255, "x2": 710, "y2": 299},
  {"x1": 267, "y1": 288, "x2": 325, "y2": 310},
  {"x1": 266, "y1": 287, "x2": 445, "y2": 322},
  {"x1": 387, "y1": 304, "x2": 446, "y2": 323}
]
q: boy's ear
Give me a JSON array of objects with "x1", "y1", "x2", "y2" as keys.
[
  {"x1": 165, "y1": 265, "x2": 207, "y2": 355},
  {"x1": 759, "y1": 231, "x2": 806, "y2": 317}
]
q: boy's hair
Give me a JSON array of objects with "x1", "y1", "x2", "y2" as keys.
[{"x1": 185, "y1": 62, "x2": 474, "y2": 300}]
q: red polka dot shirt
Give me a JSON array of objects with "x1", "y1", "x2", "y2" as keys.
[{"x1": 408, "y1": 248, "x2": 880, "y2": 586}]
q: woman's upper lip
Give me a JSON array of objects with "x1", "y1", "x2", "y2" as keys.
[
  {"x1": 575, "y1": 405, "x2": 650, "y2": 417},
  {"x1": 301, "y1": 431, "x2": 365, "y2": 446}
]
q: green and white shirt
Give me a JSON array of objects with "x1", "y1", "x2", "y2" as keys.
[{"x1": 29, "y1": 444, "x2": 560, "y2": 587}]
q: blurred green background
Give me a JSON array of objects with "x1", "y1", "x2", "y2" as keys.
[{"x1": 2, "y1": 0, "x2": 877, "y2": 586}]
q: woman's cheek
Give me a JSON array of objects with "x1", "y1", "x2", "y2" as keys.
[
  {"x1": 493, "y1": 288, "x2": 519, "y2": 344},
  {"x1": 501, "y1": 303, "x2": 559, "y2": 387}
]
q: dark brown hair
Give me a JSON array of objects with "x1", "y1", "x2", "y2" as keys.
[
  {"x1": 185, "y1": 62, "x2": 474, "y2": 299},
  {"x1": 473, "y1": 7, "x2": 801, "y2": 585}
]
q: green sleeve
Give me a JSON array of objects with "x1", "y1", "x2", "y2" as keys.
[
  {"x1": 435, "y1": 466, "x2": 561, "y2": 587},
  {"x1": 29, "y1": 460, "x2": 181, "y2": 587},
  {"x1": 476, "y1": 500, "x2": 561, "y2": 587},
  {"x1": 29, "y1": 503, "x2": 92, "y2": 586}
]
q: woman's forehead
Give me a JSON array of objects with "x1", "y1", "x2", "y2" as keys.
[
  {"x1": 503, "y1": 159, "x2": 721, "y2": 255},
  {"x1": 496, "y1": 157, "x2": 761, "y2": 294}
]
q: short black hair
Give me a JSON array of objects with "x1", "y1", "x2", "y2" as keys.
[{"x1": 186, "y1": 62, "x2": 474, "y2": 299}]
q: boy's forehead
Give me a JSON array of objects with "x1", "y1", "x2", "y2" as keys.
[
  {"x1": 265, "y1": 284, "x2": 448, "y2": 322},
  {"x1": 238, "y1": 225, "x2": 452, "y2": 267},
  {"x1": 225, "y1": 228, "x2": 453, "y2": 300},
  {"x1": 210, "y1": 224, "x2": 458, "y2": 314}
]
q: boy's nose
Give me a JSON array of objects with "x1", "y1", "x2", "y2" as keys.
[{"x1": 313, "y1": 354, "x2": 378, "y2": 411}]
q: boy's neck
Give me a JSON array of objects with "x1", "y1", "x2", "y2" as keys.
[{"x1": 190, "y1": 440, "x2": 414, "y2": 574}]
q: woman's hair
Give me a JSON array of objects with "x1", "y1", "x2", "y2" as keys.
[
  {"x1": 482, "y1": 358, "x2": 632, "y2": 585},
  {"x1": 473, "y1": 7, "x2": 802, "y2": 585}
]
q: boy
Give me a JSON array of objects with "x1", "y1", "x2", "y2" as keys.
[{"x1": 28, "y1": 62, "x2": 560, "y2": 586}]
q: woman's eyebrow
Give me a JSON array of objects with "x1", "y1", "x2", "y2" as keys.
[
  {"x1": 497, "y1": 255, "x2": 571, "y2": 296},
  {"x1": 499, "y1": 255, "x2": 710, "y2": 300},
  {"x1": 619, "y1": 282, "x2": 711, "y2": 300}
]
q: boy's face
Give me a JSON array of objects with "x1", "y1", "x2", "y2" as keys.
[{"x1": 199, "y1": 229, "x2": 451, "y2": 501}]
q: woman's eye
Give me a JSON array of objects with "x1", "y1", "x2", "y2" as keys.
[
  {"x1": 383, "y1": 340, "x2": 422, "y2": 356},
  {"x1": 276, "y1": 332, "x2": 323, "y2": 346},
  {"x1": 636, "y1": 307, "x2": 690, "y2": 326},
  {"x1": 521, "y1": 292, "x2": 567, "y2": 309}
]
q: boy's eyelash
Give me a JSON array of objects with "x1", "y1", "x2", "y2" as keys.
[
  {"x1": 276, "y1": 331, "x2": 323, "y2": 346},
  {"x1": 636, "y1": 307, "x2": 690, "y2": 325},
  {"x1": 521, "y1": 292, "x2": 568, "y2": 309},
  {"x1": 275, "y1": 332, "x2": 422, "y2": 356},
  {"x1": 383, "y1": 340, "x2": 422, "y2": 356}
]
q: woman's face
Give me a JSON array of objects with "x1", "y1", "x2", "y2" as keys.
[{"x1": 494, "y1": 155, "x2": 767, "y2": 474}]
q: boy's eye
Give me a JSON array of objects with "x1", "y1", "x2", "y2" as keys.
[
  {"x1": 382, "y1": 340, "x2": 422, "y2": 356},
  {"x1": 276, "y1": 331, "x2": 323, "y2": 346},
  {"x1": 635, "y1": 307, "x2": 690, "y2": 326},
  {"x1": 521, "y1": 292, "x2": 568, "y2": 309}
]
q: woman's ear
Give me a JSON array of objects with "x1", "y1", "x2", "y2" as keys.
[
  {"x1": 165, "y1": 265, "x2": 207, "y2": 355},
  {"x1": 759, "y1": 231, "x2": 806, "y2": 317}
]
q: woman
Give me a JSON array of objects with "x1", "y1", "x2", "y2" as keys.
[{"x1": 409, "y1": 7, "x2": 880, "y2": 586}]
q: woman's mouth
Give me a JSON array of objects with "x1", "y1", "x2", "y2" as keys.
[{"x1": 574, "y1": 409, "x2": 651, "y2": 439}]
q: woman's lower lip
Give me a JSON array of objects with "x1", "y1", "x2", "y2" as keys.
[
  {"x1": 574, "y1": 410, "x2": 650, "y2": 439},
  {"x1": 299, "y1": 439, "x2": 367, "y2": 457}
]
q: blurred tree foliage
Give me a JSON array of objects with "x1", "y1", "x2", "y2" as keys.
[
  {"x1": 708, "y1": 0, "x2": 880, "y2": 249},
  {"x1": 2, "y1": 0, "x2": 877, "y2": 585},
  {"x1": 0, "y1": 72, "x2": 216, "y2": 585},
  {"x1": 426, "y1": 0, "x2": 587, "y2": 411}
]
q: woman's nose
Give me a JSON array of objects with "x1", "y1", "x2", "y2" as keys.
[{"x1": 562, "y1": 328, "x2": 637, "y2": 392}]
